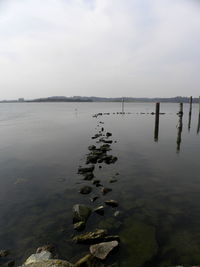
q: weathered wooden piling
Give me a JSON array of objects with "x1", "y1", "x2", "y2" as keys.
[
  {"x1": 197, "y1": 96, "x2": 200, "y2": 134},
  {"x1": 154, "y1": 102, "x2": 160, "y2": 142},
  {"x1": 188, "y1": 96, "x2": 192, "y2": 131},
  {"x1": 177, "y1": 103, "x2": 183, "y2": 152}
]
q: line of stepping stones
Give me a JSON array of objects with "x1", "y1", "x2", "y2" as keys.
[{"x1": 72, "y1": 118, "x2": 120, "y2": 262}]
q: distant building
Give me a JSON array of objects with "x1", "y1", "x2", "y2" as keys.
[{"x1": 18, "y1": 98, "x2": 25, "y2": 102}]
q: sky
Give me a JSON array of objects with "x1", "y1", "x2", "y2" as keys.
[{"x1": 0, "y1": 0, "x2": 200, "y2": 99}]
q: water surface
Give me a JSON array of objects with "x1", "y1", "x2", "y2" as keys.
[{"x1": 0, "y1": 102, "x2": 200, "y2": 267}]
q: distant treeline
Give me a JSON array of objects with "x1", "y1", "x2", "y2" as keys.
[{"x1": 0, "y1": 96, "x2": 199, "y2": 103}]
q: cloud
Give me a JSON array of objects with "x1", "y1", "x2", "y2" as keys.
[{"x1": 0, "y1": 0, "x2": 200, "y2": 98}]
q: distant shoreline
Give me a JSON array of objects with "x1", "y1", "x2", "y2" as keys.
[{"x1": 0, "y1": 96, "x2": 199, "y2": 103}]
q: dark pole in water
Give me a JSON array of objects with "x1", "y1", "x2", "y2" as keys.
[
  {"x1": 197, "y1": 96, "x2": 200, "y2": 134},
  {"x1": 122, "y1": 97, "x2": 124, "y2": 114},
  {"x1": 188, "y1": 96, "x2": 192, "y2": 131},
  {"x1": 154, "y1": 102, "x2": 160, "y2": 142},
  {"x1": 177, "y1": 103, "x2": 183, "y2": 153}
]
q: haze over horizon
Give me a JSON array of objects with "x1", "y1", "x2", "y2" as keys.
[{"x1": 0, "y1": 0, "x2": 200, "y2": 99}]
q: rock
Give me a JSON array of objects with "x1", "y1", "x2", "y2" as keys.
[
  {"x1": 91, "y1": 133, "x2": 102, "y2": 139},
  {"x1": 79, "y1": 186, "x2": 92, "y2": 194},
  {"x1": 86, "y1": 154, "x2": 99, "y2": 164},
  {"x1": 101, "y1": 127, "x2": 104, "y2": 131},
  {"x1": 22, "y1": 259, "x2": 74, "y2": 267},
  {"x1": 90, "y1": 196, "x2": 99, "y2": 202},
  {"x1": 78, "y1": 166, "x2": 94, "y2": 174},
  {"x1": 72, "y1": 204, "x2": 92, "y2": 223},
  {"x1": 99, "y1": 144, "x2": 111, "y2": 152},
  {"x1": 73, "y1": 229, "x2": 108, "y2": 243},
  {"x1": 105, "y1": 200, "x2": 118, "y2": 207},
  {"x1": 114, "y1": 211, "x2": 121, "y2": 217},
  {"x1": 90, "y1": 241, "x2": 119, "y2": 260},
  {"x1": 2, "y1": 260, "x2": 15, "y2": 267},
  {"x1": 0, "y1": 250, "x2": 10, "y2": 258},
  {"x1": 101, "y1": 187, "x2": 112, "y2": 195},
  {"x1": 92, "y1": 179, "x2": 101, "y2": 185},
  {"x1": 24, "y1": 251, "x2": 52, "y2": 265},
  {"x1": 106, "y1": 132, "x2": 112, "y2": 137},
  {"x1": 100, "y1": 139, "x2": 113, "y2": 144},
  {"x1": 88, "y1": 145, "x2": 96, "y2": 151},
  {"x1": 94, "y1": 206, "x2": 104, "y2": 216},
  {"x1": 73, "y1": 221, "x2": 85, "y2": 231},
  {"x1": 75, "y1": 254, "x2": 95, "y2": 267},
  {"x1": 109, "y1": 178, "x2": 117, "y2": 183},
  {"x1": 36, "y1": 245, "x2": 55, "y2": 254},
  {"x1": 83, "y1": 172, "x2": 94, "y2": 180},
  {"x1": 102, "y1": 155, "x2": 117, "y2": 164}
]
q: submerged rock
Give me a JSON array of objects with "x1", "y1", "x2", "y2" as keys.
[
  {"x1": 105, "y1": 200, "x2": 119, "y2": 207},
  {"x1": 2, "y1": 260, "x2": 15, "y2": 267},
  {"x1": 24, "y1": 251, "x2": 52, "y2": 265},
  {"x1": 94, "y1": 206, "x2": 104, "y2": 216},
  {"x1": 79, "y1": 186, "x2": 92, "y2": 194},
  {"x1": 73, "y1": 221, "x2": 86, "y2": 231},
  {"x1": 0, "y1": 250, "x2": 10, "y2": 258},
  {"x1": 83, "y1": 172, "x2": 94, "y2": 180},
  {"x1": 78, "y1": 166, "x2": 94, "y2": 174},
  {"x1": 106, "y1": 132, "x2": 112, "y2": 137},
  {"x1": 90, "y1": 241, "x2": 119, "y2": 260},
  {"x1": 88, "y1": 145, "x2": 96, "y2": 151},
  {"x1": 73, "y1": 229, "x2": 107, "y2": 243},
  {"x1": 109, "y1": 178, "x2": 118, "y2": 183},
  {"x1": 90, "y1": 196, "x2": 99, "y2": 202},
  {"x1": 72, "y1": 204, "x2": 92, "y2": 223},
  {"x1": 101, "y1": 187, "x2": 112, "y2": 195}
]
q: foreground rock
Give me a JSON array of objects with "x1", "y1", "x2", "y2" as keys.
[
  {"x1": 22, "y1": 259, "x2": 73, "y2": 267},
  {"x1": 90, "y1": 241, "x2": 119, "y2": 260},
  {"x1": 24, "y1": 251, "x2": 52, "y2": 265},
  {"x1": 105, "y1": 200, "x2": 119, "y2": 207},
  {"x1": 72, "y1": 204, "x2": 92, "y2": 223},
  {"x1": 94, "y1": 206, "x2": 104, "y2": 216},
  {"x1": 73, "y1": 229, "x2": 107, "y2": 243}
]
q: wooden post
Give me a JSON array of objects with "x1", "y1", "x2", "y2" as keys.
[
  {"x1": 197, "y1": 96, "x2": 200, "y2": 134},
  {"x1": 122, "y1": 97, "x2": 124, "y2": 114},
  {"x1": 177, "y1": 103, "x2": 183, "y2": 153},
  {"x1": 188, "y1": 96, "x2": 192, "y2": 131},
  {"x1": 154, "y1": 102, "x2": 160, "y2": 142}
]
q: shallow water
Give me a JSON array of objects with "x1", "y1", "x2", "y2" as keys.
[{"x1": 0, "y1": 102, "x2": 200, "y2": 266}]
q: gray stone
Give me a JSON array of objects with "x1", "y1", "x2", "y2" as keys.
[
  {"x1": 24, "y1": 251, "x2": 52, "y2": 265},
  {"x1": 105, "y1": 200, "x2": 119, "y2": 207},
  {"x1": 94, "y1": 206, "x2": 104, "y2": 216},
  {"x1": 79, "y1": 186, "x2": 92, "y2": 194},
  {"x1": 73, "y1": 221, "x2": 85, "y2": 231},
  {"x1": 89, "y1": 241, "x2": 119, "y2": 260},
  {"x1": 23, "y1": 259, "x2": 73, "y2": 267},
  {"x1": 72, "y1": 204, "x2": 92, "y2": 223},
  {"x1": 73, "y1": 229, "x2": 107, "y2": 243}
]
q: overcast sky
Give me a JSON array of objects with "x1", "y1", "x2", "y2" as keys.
[{"x1": 0, "y1": 0, "x2": 200, "y2": 99}]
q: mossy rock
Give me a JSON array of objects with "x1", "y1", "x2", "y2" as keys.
[{"x1": 120, "y1": 218, "x2": 158, "y2": 267}]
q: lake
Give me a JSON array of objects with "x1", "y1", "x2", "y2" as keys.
[{"x1": 0, "y1": 102, "x2": 200, "y2": 267}]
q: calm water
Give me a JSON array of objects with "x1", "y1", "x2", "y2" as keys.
[{"x1": 0, "y1": 102, "x2": 200, "y2": 267}]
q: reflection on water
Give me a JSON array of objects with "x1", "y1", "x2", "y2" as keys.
[{"x1": 0, "y1": 103, "x2": 200, "y2": 266}]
